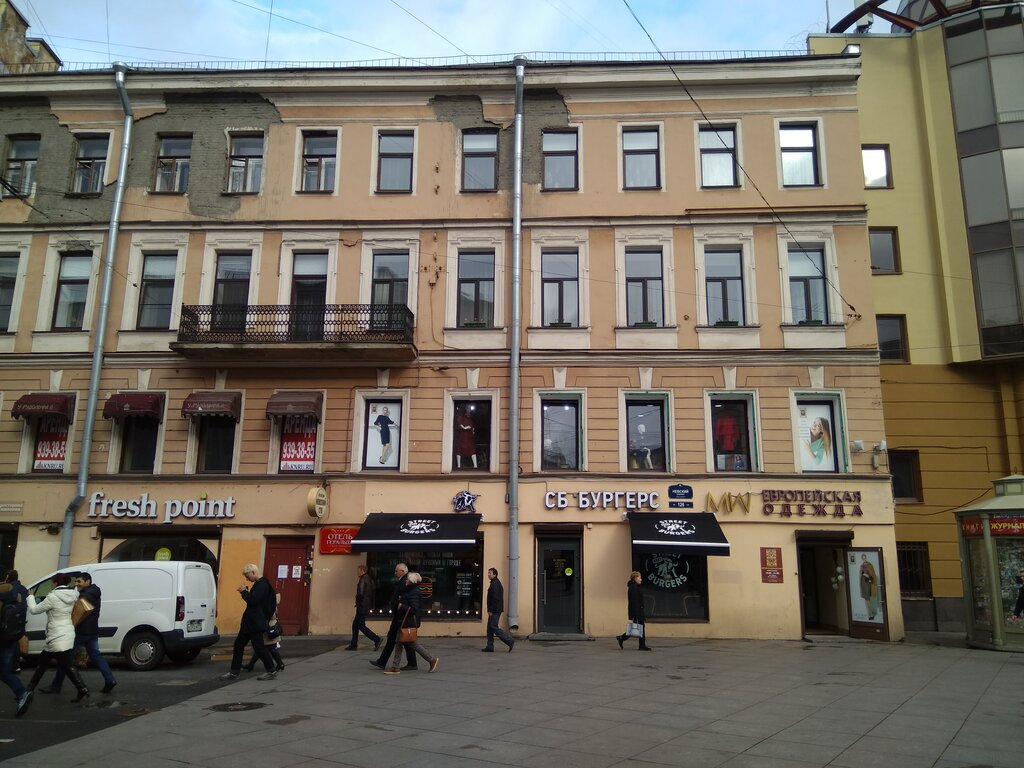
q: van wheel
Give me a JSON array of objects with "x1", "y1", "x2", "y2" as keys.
[
  {"x1": 167, "y1": 648, "x2": 202, "y2": 664},
  {"x1": 124, "y1": 631, "x2": 165, "y2": 671}
]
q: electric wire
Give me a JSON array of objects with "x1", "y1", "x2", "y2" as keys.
[{"x1": 387, "y1": 0, "x2": 476, "y2": 62}]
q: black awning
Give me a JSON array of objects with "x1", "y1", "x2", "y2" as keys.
[
  {"x1": 11, "y1": 393, "x2": 76, "y2": 420},
  {"x1": 627, "y1": 512, "x2": 730, "y2": 556},
  {"x1": 350, "y1": 513, "x2": 482, "y2": 552},
  {"x1": 103, "y1": 392, "x2": 166, "y2": 422},
  {"x1": 265, "y1": 391, "x2": 323, "y2": 422}
]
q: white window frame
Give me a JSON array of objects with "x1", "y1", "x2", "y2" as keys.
[
  {"x1": 790, "y1": 391, "x2": 849, "y2": 474},
  {"x1": 225, "y1": 129, "x2": 265, "y2": 195},
  {"x1": 694, "y1": 224, "x2": 759, "y2": 326},
  {"x1": 618, "y1": 389, "x2": 674, "y2": 473},
  {"x1": 17, "y1": 398, "x2": 78, "y2": 475},
  {"x1": 441, "y1": 389, "x2": 500, "y2": 474},
  {"x1": 614, "y1": 227, "x2": 675, "y2": 349},
  {"x1": 775, "y1": 118, "x2": 826, "y2": 189},
  {"x1": 776, "y1": 225, "x2": 847, "y2": 349},
  {"x1": 32, "y1": 235, "x2": 103, "y2": 354},
  {"x1": 444, "y1": 229, "x2": 505, "y2": 349},
  {"x1": 618, "y1": 122, "x2": 665, "y2": 192},
  {"x1": 119, "y1": 232, "x2": 188, "y2": 349},
  {"x1": 359, "y1": 233, "x2": 420, "y2": 318},
  {"x1": 199, "y1": 232, "x2": 263, "y2": 307},
  {"x1": 351, "y1": 389, "x2": 412, "y2": 473},
  {"x1": 532, "y1": 389, "x2": 587, "y2": 473},
  {"x1": 70, "y1": 130, "x2": 114, "y2": 193},
  {"x1": 704, "y1": 390, "x2": 761, "y2": 473},
  {"x1": 529, "y1": 228, "x2": 590, "y2": 350},
  {"x1": 277, "y1": 237, "x2": 338, "y2": 306},
  {"x1": 266, "y1": 389, "x2": 326, "y2": 474},
  {"x1": 292, "y1": 126, "x2": 341, "y2": 196},
  {"x1": 105, "y1": 391, "x2": 168, "y2": 475},
  {"x1": 184, "y1": 393, "x2": 244, "y2": 475},
  {"x1": 695, "y1": 121, "x2": 743, "y2": 189},
  {"x1": 371, "y1": 126, "x2": 418, "y2": 195},
  {"x1": 0, "y1": 234, "x2": 31, "y2": 353}
]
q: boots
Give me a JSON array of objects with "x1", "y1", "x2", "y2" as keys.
[
  {"x1": 27, "y1": 663, "x2": 48, "y2": 691},
  {"x1": 66, "y1": 666, "x2": 90, "y2": 701}
]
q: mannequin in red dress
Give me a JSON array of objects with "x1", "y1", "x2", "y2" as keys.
[{"x1": 455, "y1": 405, "x2": 477, "y2": 468}]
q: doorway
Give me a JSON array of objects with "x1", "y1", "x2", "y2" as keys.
[
  {"x1": 264, "y1": 537, "x2": 314, "y2": 635},
  {"x1": 797, "y1": 542, "x2": 850, "y2": 636},
  {"x1": 536, "y1": 535, "x2": 582, "y2": 633}
]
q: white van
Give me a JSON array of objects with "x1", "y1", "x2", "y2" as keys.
[{"x1": 25, "y1": 561, "x2": 220, "y2": 671}]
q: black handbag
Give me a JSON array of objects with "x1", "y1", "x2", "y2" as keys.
[{"x1": 266, "y1": 623, "x2": 283, "y2": 640}]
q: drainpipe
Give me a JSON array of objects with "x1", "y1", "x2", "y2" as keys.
[
  {"x1": 58, "y1": 62, "x2": 133, "y2": 568},
  {"x1": 507, "y1": 56, "x2": 526, "y2": 631}
]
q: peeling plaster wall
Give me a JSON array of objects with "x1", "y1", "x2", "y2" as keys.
[{"x1": 521, "y1": 90, "x2": 570, "y2": 186}]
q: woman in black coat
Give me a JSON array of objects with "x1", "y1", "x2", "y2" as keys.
[
  {"x1": 384, "y1": 572, "x2": 439, "y2": 673},
  {"x1": 616, "y1": 571, "x2": 651, "y2": 650}
]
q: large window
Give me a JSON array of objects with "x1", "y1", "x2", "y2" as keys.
[
  {"x1": 780, "y1": 123, "x2": 820, "y2": 186},
  {"x1": 0, "y1": 254, "x2": 17, "y2": 331},
  {"x1": 377, "y1": 131, "x2": 414, "y2": 193},
  {"x1": 699, "y1": 125, "x2": 737, "y2": 187},
  {"x1": 120, "y1": 417, "x2": 159, "y2": 473},
  {"x1": 72, "y1": 135, "x2": 108, "y2": 194},
  {"x1": 541, "y1": 250, "x2": 579, "y2": 328},
  {"x1": 625, "y1": 399, "x2": 666, "y2": 472},
  {"x1": 456, "y1": 251, "x2": 495, "y2": 328},
  {"x1": 5, "y1": 135, "x2": 39, "y2": 196},
  {"x1": 869, "y1": 229, "x2": 900, "y2": 274},
  {"x1": 705, "y1": 249, "x2": 744, "y2": 326},
  {"x1": 366, "y1": 544, "x2": 483, "y2": 619},
  {"x1": 290, "y1": 252, "x2": 328, "y2": 341},
  {"x1": 197, "y1": 416, "x2": 236, "y2": 473},
  {"x1": 154, "y1": 135, "x2": 191, "y2": 193},
  {"x1": 542, "y1": 130, "x2": 578, "y2": 190},
  {"x1": 877, "y1": 315, "x2": 909, "y2": 362},
  {"x1": 889, "y1": 449, "x2": 922, "y2": 501},
  {"x1": 52, "y1": 252, "x2": 92, "y2": 330},
  {"x1": 975, "y1": 249, "x2": 1020, "y2": 327},
  {"x1": 896, "y1": 542, "x2": 931, "y2": 597},
  {"x1": 300, "y1": 131, "x2": 337, "y2": 193},
  {"x1": 371, "y1": 251, "x2": 409, "y2": 330},
  {"x1": 211, "y1": 252, "x2": 251, "y2": 331},
  {"x1": 632, "y1": 549, "x2": 708, "y2": 620},
  {"x1": 862, "y1": 145, "x2": 892, "y2": 188},
  {"x1": 462, "y1": 130, "x2": 497, "y2": 192},
  {"x1": 227, "y1": 133, "x2": 263, "y2": 193},
  {"x1": 137, "y1": 253, "x2": 176, "y2": 330},
  {"x1": 625, "y1": 249, "x2": 663, "y2": 327},
  {"x1": 541, "y1": 397, "x2": 580, "y2": 470},
  {"x1": 622, "y1": 127, "x2": 660, "y2": 189},
  {"x1": 33, "y1": 415, "x2": 70, "y2": 473},
  {"x1": 710, "y1": 396, "x2": 754, "y2": 472},
  {"x1": 364, "y1": 399, "x2": 402, "y2": 470},
  {"x1": 796, "y1": 399, "x2": 839, "y2": 473},
  {"x1": 452, "y1": 399, "x2": 491, "y2": 470},
  {"x1": 788, "y1": 247, "x2": 828, "y2": 324}
]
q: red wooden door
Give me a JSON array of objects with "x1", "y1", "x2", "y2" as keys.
[{"x1": 264, "y1": 537, "x2": 314, "y2": 635}]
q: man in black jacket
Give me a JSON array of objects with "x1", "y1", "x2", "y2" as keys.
[
  {"x1": 0, "y1": 569, "x2": 33, "y2": 716},
  {"x1": 345, "y1": 565, "x2": 381, "y2": 651},
  {"x1": 220, "y1": 564, "x2": 278, "y2": 681},
  {"x1": 482, "y1": 568, "x2": 515, "y2": 652},
  {"x1": 43, "y1": 572, "x2": 118, "y2": 694},
  {"x1": 370, "y1": 563, "x2": 417, "y2": 670}
]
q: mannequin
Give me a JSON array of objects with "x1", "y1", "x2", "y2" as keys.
[
  {"x1": 455, "y1": 405, "x2": 478, "y2": 468},
  {"x1": 631, "y1": 423, "x2": 653, "y2": 469}
]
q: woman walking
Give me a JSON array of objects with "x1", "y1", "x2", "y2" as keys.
[
  {"x1": 26, "y1": 573, "x2": 90, "y2": 701},
  {"x1": 616, "y1": 571, "x2": 651, "y2": 651},
  {"x1": 384, "y1": 572, "x2": 439, "y2": 674}
]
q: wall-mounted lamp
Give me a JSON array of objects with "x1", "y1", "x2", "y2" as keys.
[
  {"x1": 851, "y1": 440, "x2": 865, "y2": 453},
  {"x1": 872, "y1": 441, "x2": 887, "y2": 469}
]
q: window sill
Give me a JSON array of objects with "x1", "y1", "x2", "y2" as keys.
[
  {"x1": 701, "y1": 184, "x2": 741, "y2": 190},
  {"x1": 294, "y1": 189, "x2": 335, "y2": 195},
  {"x1": 781, "y1": 184, "x2": 824, "y2": 189},
  {"x1": 540, "y1": 186, "x2": 579, "y2": 192},
  {"x1": 149, "y1": 190, "x2": 187, "y2": 196},
  {"x1": 375, "y1": 189, "x2": 413, "y2": 195},
  {"x1": 622, "y1": 185, "x2": 662, "y2": 192},
  {"x1": 460, "y1": 188, "x2": 498, "y2": 194},
  {"x1": 221, "y1": 191, "x2": 259, "y2": 196},
  {"x1": 65, "y1": 192, "x2": 102, "y2": 198}
]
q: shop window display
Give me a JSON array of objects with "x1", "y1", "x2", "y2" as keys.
[
  {"x1": 998, "y1": 539, "x2": 1024, "y2": 629},
  {"x1": 631, "y1": 549, "x2": 708, "y2": 620},
  {"x1": 366, "y1": 542, "x2": 484, "y2": 619},
  {"x1": 452, "y1": 399, "x2": 490, "y2": 470}
]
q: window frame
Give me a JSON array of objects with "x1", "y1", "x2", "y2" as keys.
[
  {"x1": 538, "y1": 393, "x2": 584, "y2": 471},
  {"x1": 694, "y1": 227, "x2": 758, "y2": 330},
  {"x1": 442, "y1": 390, "x2": 499, "y2": 473},
  {"x1": 211, "y1": 251, "x2": 253, "y2": 332},
  {"x1": 623, "y1": 396, "x2": 669, "y2": 473},
  {"x1": 195, "y1": 416, "x2": 238, "y2": 474},
  {"x1": 540, "y1": 249, "x2": 580, "y2": 328},
  {"x1": 787, "y1": 246, "x2": 830, "y2": 325},
  {"x1": 792, "y1": 395, "x2": 847, "y2": 474},
  {"x1": 778, "y1": 122, "x2": 822, "y2": 188},
  {"x1": 877, "y1": 314, "x2": 910, "y2": 362},
  {"x1": 376, "y1": 129, "x2": 415, "y2": 194},
  {"x1": 869, "y1": 227, "x2": 901, "y2": 275},
  {"x1": 704, "y1": 248, "x2": 745, "y2": 326},
  {"x1": 706, "y1": 391, "x2": 759, "y2": 472},
  {"x1": 51, "y1": 251, "x2": 93, "y2": 331},
  {"x1": 136, "y1": 252, "x2": 177, "y2": 330},
  {"x1": 456, "y1": 249, "x2": 496, "y2": 328},
  {"x1": 895, "y1": 542, "x2": 932, "y2": 598},
  {"x1": 351, "y1": 390, "x2": 411, "y2": 473},
  {"x1": 449, "y1": 397, "x2": 493, "y2": 472},
  {"x1": 226, "y1": 131, "x2": 264, "y2": 194},
  {"x1": 542, "y1": 129, "x2": 579, "y2": 191},
  {"x1": 889, "y1": 449, "x2": 922, "y2": 502},
  {"x1": 183, "y1": 392, "x2": 243, "y2": 475},
  {"x1": 298, "y1": 129, "x2": 338, "y2": 194},
  {"x1": 5, "y1": 134, "x2": 40, "y2": 197},
  {"x1": 276, "y1": 413, "x2": 321, "y2": 474},
  {"x1": 621, "y1": 125, "x2": 661, "y2": 190},
  {"x1": 118, "y1": 416, "x2": 161, "y2": 474},
  {"x1": 31, "y1": 414, "x2": 72, "y2": 474},
  {"x1": 624, "y1": 247, "x2": 664, "y2": 328},
  {"x1": 153, "y1": 134, "x2": 191, "y2": 194},
  {"x1": 698, "y1": 124, "x2": 739, "y2": 188},
  {"x1": 862, "y1": 144, "x2": 893, "y2": 189},
  {"x1": 71, "y1": 134, "x2": 109, "y2": 195},
  {"x1": 461, "y1": 129, "x2": 498, "y2": 192},
  {"x1": 0, "y1": 252, "x2": 19, "y2": 332}
]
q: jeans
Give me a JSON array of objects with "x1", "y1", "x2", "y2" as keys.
[
  {"x1": 486, "y1": 612, "x2": 514, "y2": 650},
  {"x1": 350, "y1": 608, "x2": 380, "y2": 647},
  {"x1": 230, "y1": 628, "x2": 275, "y2": 674},
  {"x1": 52, "y1": 633, "x2": 115, "y2": 689},
  {"x1": 0, "y1": 641, "x2": 25, "y2": 700}
]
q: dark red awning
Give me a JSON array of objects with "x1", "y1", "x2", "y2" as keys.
[
  {"x1": 103, "y1": 392, "x2": 166, "y2": 422},
  {"x1": 11, "y1": 393, "x2": 76, "y2": 421},
  {"x1": 265, "y1": 391, "x2": 323, "y2": 422},
  {"x1": 181, "y1": 392, "x2": 242, "y2": 420}
]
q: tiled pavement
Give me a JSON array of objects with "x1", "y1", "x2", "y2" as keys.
[{"x1": 6, "y1": 633, "x2": 1024, "y2": 768}]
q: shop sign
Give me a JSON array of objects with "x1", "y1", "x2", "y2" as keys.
[
  {"x1": 0, "y1": 502, "x2": 24, "y2": 515},
  {"x1": 961, "y1": 517, "x2": 1024, "y2": 536},
  {"x1": 306, "y1": 487, "x2": 328, "y2": 519},
  {"x1": 281, "y1": 415, "x2": 317, "y2": 472},
  {"x1": 760, "y1": 547, "x2": 783, "y2": 583},
  {"x1": 34, "y1": 415, "x2": 68, "y2": 472},
  {"x1": 319, "y1": 526, "x2": 359, "y2": 554},
  {"x1": 86, "y1": 491, "x2": 236, "y2": 524},
  {"x1": 544, "y1": 490, "x2": 659, "y2": 510},
  {"x1": 706, "y1": 492, "x2": 752, "y2": 514},
  {"x1": 761, "y1": 489, "x2": 863, "y2": 518},
  {"x1": 667, "y1": 484, "x2": 693, "y2": 509}
]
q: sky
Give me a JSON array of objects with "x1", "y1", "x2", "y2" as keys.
[{"x1": 17, "y1": 0, "x2": 862, "y2": 67}]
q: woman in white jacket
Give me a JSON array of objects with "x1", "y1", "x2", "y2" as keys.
[{"x1": 26, "y1": 573, "x2": 90, "y2": 701}]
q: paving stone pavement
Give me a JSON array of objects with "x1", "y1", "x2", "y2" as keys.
[{"x1": 5, "y1": 634, "x2": 1024, "y2": 768}]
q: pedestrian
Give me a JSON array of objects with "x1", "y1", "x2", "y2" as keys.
[
  {"x1": 43, "y1": 572, "x2": 117, "y2": 695},
  {"x1": 369, "y1": 563, "x2": 417, "y2": 671},
  {"x1": 481, "y1": 567, "x2": 515, "y2": 653},
  {"x1": 243, "y1": 592, "x2": 285, "y2": 672},
  {"x1": 616, "y1": 571, "x2": 651, "y2": 651},
  {"x1": 25, "y1": 573, "x2": 91, "y2": 700},
  {"x1": 0, "y1": 568, "x2": 33, "y2": 717},
  {"x1": 219, "y1": 564, "x2": 279, "y2": 681},
  {"x1": 345, "y1": 565, "x2": 381, "y2": 651},
  {"x1": 384, "y1": 572, "x2": 439, "y2": 674}
]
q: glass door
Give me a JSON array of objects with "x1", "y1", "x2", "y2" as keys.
[
  {"x1": 290, "y1": 253, "x2": 327, "y2": 341},
  {"x1": 537, "y1": 536, "x2": 582, "y2": 633}
]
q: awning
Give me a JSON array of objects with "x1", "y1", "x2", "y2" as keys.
[
  {"x1": 265, "y1": 391, "x2": 323, "y2": 422},
  {"x1": 103, "y1": 392, "x2": 166, "y2": 422},
  {"x1": 627, "y1": 512, "x2": 730, "y2": 556},
  {"x1": 181, "y1": 392, "x2": 242, "y2": 420},
  {"x1": 350, "y1": 513, "x2": 482, "y2": 552},
  {"x1": 11, "y1": 393, "x2": 76, "y2": 421}
]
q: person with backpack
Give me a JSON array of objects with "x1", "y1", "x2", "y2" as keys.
[
  {"x1": 219, "y1": 564, "x2": 278, "y2": 681},
  {"x1": 0, "y1": 568, "x2": 33, "y2": 717}
]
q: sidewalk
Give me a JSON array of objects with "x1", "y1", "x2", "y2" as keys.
[{"x1": 6, "y1": 633, "x2": 1024, "y2": 768}]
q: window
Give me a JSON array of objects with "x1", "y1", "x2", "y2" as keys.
[
  {"x1": 896, "y1": 542, "x2": 931, "y2": 597},
  {"x1": 452, "y1": 399, "x2": 491, "y2": 470},
  {"x1": 456, "y1": 251, "x2": 495, "y2": 328},
  {"x1": 120, "y1": 417, "x2": 159, "y2": 473},
  {"x1": 541, "y1": 397, "x2": 580, "y2": 470},
  {"x1": 5, "y1": 136, "x2": 39, "y2": 196},
  {"x1": 622, "y1": 127, "x2": 659, "y2": 189},
  {"x1": 780, "y1": 123, "x2": 820, "y2": 186},
  {"x1": 364, "y1": 399, "x2": 402, "y2": 469},
  {"x1": 72, "y1": 135, "x2": 109, "y2": 194},
  {"x1": 462, "y1": 130, "x2": 497, "y2": 191},
  {"x1": 211, "y1": 252, "x2": 251, "y2": 331},
  {"x1": 862, "y1": 145, "x2": 892, "y2": 188},
  {"x1": 0, "y1": 254, "x2": 17, "y2": 331},
  {"x1": 377, "y1": 131, "x2": 413, "y2": 193},
  {"x1": 227, "y1": 133, "x2": 263, "y2": 193},
  {"x1": 366, "y1": 543, "x2": 483, "y2": 618},
  {"x1": 33, "y1": 415, "x2": 70, "y2": 473},
  {"x1": 136, "y1": 253, "x2": 176, "y2": 330},
  {"x1": 300, "y1": 131, "x2": 336, "y2": 193},
  {"x1": 197, "y1": 417, "x2": 236, "y2": 473},
  {"x1": 889, "y1": 450, "x2": 922, "y2": 501},
  {"x1": 625, "y1": 249, "x2": 663, "y2": 327},
  {"x1": 371, "y1": 251, "x2": 409, "y2": 329},
  {"x1": 279, "y1": 415, "x2": 318, "y2": 473},
  {"x1": 52, "y1": 252, "x2": 92, "y2": 330},
  {"x1": 796, "y1": 399, "x2": 839, "y2": 473},
  {"x1": 975, "y1": 249, "x2": 1020, "y2": 326},
  {"x1": 788, "y1": 247, "x2": 828, "y2": 324},
  {"x1": 877, "y1": 315, "x2": 909, "y2": 362},
  {"x1": 869, "y1": 229, "x2": 900, "y2": 274},
  {"x1": 632, "y1": 549, "x2": 708, "y2": 620},
  {"x1": 705, "y1": 249, "x2": 744, "y2": 325},
  {"x1": 542, "y1": 130, "x2": 578, "y2": 190},
  {"x1": 541, "y1": 250, "x2": 579, "y2": 327},
  {"x1": 290, "y1": 252, "x2": 328, "y2": 341},
  {"x1": 710, "y1": 396, "x2": 754, "y2": 471},
  {"x1": 154, "y1": 135, "x2": 191, "y2": 193},
  {"x1": 625, "y1": 399, "x2": 666, "y2": 471},
  {"x1": 699, "y1": 125, "x2": 737, "y2": 187}
]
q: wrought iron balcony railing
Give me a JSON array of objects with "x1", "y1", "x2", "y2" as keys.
[{"x1": 176, "y1": 304, "x2": 414, "y2": 345}]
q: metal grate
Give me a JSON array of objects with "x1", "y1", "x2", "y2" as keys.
[{"x1": 896, "y1": 541, "x2": 932, "y2": 597}]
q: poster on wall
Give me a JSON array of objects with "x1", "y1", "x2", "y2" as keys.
[
  {"x1": 364, "y1": 400, "x2": 402, "y2": 469},
  {"x1": 848, "y1": 549, "x2": 884, "y2": 624},
  {"x1": 797, "y1": 402, "x2": 837, "y2": 472},
  {"x1": 280, "y1": 415, "x2": 317, "y2": 472},
  {"x1": 34, "y1": 415, "x2": 69, "y2": 472}
]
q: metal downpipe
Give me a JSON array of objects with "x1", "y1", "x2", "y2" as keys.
[
  {"x1": 507, "y1": 56, "x2": 526, "y2": 631},
  {"x1": 58, "y1": 62, "x2": 134, "y2": 568}
]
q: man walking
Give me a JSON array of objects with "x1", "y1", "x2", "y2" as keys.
[
  {"x1": 44, "y1": 572, "x2": 118, "y2": 695},
  {"x1": 369, "y1": 563, "x2": 417, "y2": 670},
  {"x1": 345, "y1": 565, "x2": 381, "y2": 651},
  {"x1": 482, "y1": 568, "x2": 515, "y2": 652},
  {"x1": 220, "y1": 564, "x2": 279, "y2": 681},
  {"x1": 0, "y1": 568, "x2": 33, "y2": 717}
]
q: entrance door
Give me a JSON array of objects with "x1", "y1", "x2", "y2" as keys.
[
  {"x1": 797, "y1": 543, "x2": 850, "y2": 636},
  {"x1": 847, "y1": 547, "x2": 890, "y2": 641},
  {"x1": 264, "y1": 537, "x2": 314, "y2": 635},
  {"x1": 537, "y1": 536, "x2": 582, "y2": 633}
]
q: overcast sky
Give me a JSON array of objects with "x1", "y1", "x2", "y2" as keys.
[{"x1": 20, "y1": 0, "x2": 861, "y2": 66}]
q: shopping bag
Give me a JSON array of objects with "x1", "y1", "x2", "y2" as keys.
[{"x1": 625, "y1": 621, "x2": 644, "y2": 638}]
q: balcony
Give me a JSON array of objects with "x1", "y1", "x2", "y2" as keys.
[{"x1": 170, "y1": 304, "x2": 416, "y2": 362}]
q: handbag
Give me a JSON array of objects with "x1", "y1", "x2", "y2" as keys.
[
  {"x1": 398, "y1": 607, "x2": 418, "y2": 643},
  {"x1": 625, "y1": 621, "x2": 644, "y2": 638},
  {"x1": 266, "y1": 623, "x2": 283, "y2": 640}
]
